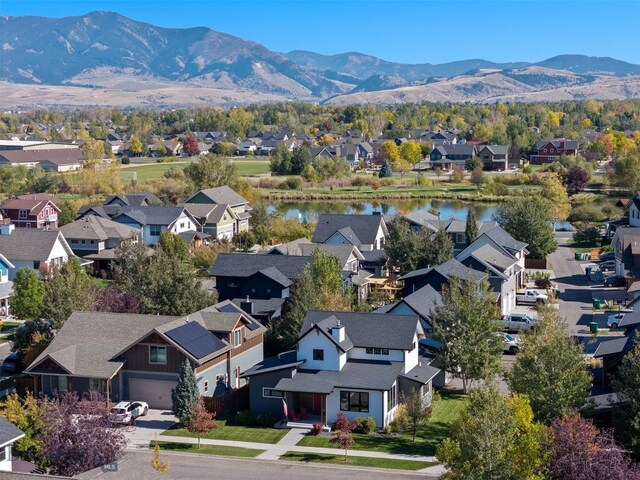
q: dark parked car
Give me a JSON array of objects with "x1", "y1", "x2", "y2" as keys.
[
  {"x1": 598, "y1": 260, "x2": 616, "y2": 272},
  {"x1": 603, "y1": 275, "x2": 626, "y2": 288},
  {"x1": 598, "y1": 251, "x2": 615, "y2": 262},
  {"x1": 1, "y1": 353, "x2": 20, "y2": 375}
]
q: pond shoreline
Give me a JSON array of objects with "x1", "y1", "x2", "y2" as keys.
[{"x1": 262, "y1": 190, "x2": 511, "y2": 202}]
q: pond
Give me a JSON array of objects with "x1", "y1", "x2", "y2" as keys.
[{"x1": 268, "y1": 198, "x2": 576, "y2": 230}]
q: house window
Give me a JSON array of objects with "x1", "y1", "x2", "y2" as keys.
[
  {"x1": 33, "y1": 261, "x2": 40, "y2": 270},
  {"x1": 365, "y1": 347, "x2": 389, "y2": 355},
  {"x1": 26, "y1": 223, "x2": 31, "y2": 228},
  {"x1": 149, "y1": 345, "x2": 167, "y2": 364},
  {"x1": 19, "y1": 210, "x2": 27, "y2": 219},
  {"x1": 71, "y1": 239, "x2": 78, "y2": 244},
  {"x1": 233, "y1": 329, "x2": 242, "y2": 347},
  {"x1": 90, "y1": 240, "x2": 94, "y2": 245},
  {"x1": 204, "y1": 380, "x2": 209, "y2": 393},
  {"x1": 50, "y1": 376, "x2": 68, "y2": 392},
  {"x1": 266, "y1": 288, "x2": 271, "y2": 294},
  {"x1": 313, "y1": 349, "x2": 324, "y2": 361},
  {"x1": 390, "y1": 384, "x2": 397, "y2": 408},
  {"x1": 0, "y1": 447, "x2": 6, "y2": 462},
  {"x1": 180, "y1": 222, "x2": 185, "y2": 229},
  {"x1": 263, "y1": 388, "x2": 285, "y2": 398},
  {"x1": 223, "y1": 214, "x2": 228, "y2": 221},
  {"x1": 150, "y1": 225, "x2": 162, "y2": 236},
  {"x1": 340, "y1": 391, "x2": 369, "y2": 412},
  {"x1": 250, "y1": 288, "x2": 256, "y2": 294},
  {"x1": 456, "y1": 233, "x2": 466, "y2": 244},
  {"x1": 81, "y1": 240, "x2": 86, "y2": 244}
]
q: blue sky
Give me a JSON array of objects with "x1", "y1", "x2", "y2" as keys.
[{"x1": 2, "y1": 0, "x2": 639, "y2": 64}]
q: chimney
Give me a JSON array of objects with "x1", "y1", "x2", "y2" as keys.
[
  {"x1": 240, "y1": 296, "x2": 255, "y2": 315},
  {"x1": 331, "y1": 319, "x2": 345, "y2": 342},
  {"x1": 0, "y1": 223, "x2": 15, "y2": 235}
]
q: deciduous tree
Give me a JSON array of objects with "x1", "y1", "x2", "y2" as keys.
[
  {"x1": 9, "y1": 269, "x2": 44, "y2": 319},
  {"x1": 562, "y1": 166, "x2": 591, "y2": 194},
  {"x1": 42, "y1": 258, "x2": 96, "y2": 327},
  {"x1": 541, "y1": 175, "x2": 572, "y2": 228},
  {"x1": 506, "y1": 307, "x2": 591, "y2": 423},
  {"x1": 129, "y1": 136, "x2": 143, "y2": 156},
  {"x1": 611, "y1": 340, "x2": 640, "y2": 457},
  {"x1": 470, "y1": 166, "x2": 485, "y2": 189},
  {"x1": 432, "y1": 276, "x2": 502, "y2": 393},
  {"x1": 184, "y1": 154, "x2": 238, "y2": 190},
  {"x1": 182, "y1": 133, "x2": 200, "y2": 156},
  {"x1": 381, "y1": 141, "x2": 400, "y2": 163},
  {"x1": 397, "y1": 389, "x2": 433, "y2": 443},
  {"x1": 186, "y1": 399, "x2": 218, "y2": 448},
  {"x1": 493, "y1": 196, "x2": 557, "y2": 258},
  {"x1": 386, "y1": 219, "x2": 454, "y2": 274},
  {"x1": 0, "y1": 392, "x2": 44, "y2": 463}
]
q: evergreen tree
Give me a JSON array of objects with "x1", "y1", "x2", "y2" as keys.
[
  {"x1": 465, "y1": 207, "x2": 478, "y2": 246},
  {"x1": 171, "y1": 360, "x2": 200, "y2": 425},
  {"x1": 379, "y1": 159, "x2": 393, "y2": 178},
  {"x1": 9, "y1": 269, "x2": 45, "y2": 319}
]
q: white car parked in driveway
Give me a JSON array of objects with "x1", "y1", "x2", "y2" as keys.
[
  {"x1": 607, "y1": 313, "x2": 625, "y2": 329},
  {"x1": 499, "y1": 332, "x2": 521, "y2": 354},
  {"x1": 108, "y1": 401, "x2": 149, "y2": 425}
]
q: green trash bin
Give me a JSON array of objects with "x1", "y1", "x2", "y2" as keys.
[
  {"x1": 589, "y1": 322, "x2": 599, "y2": 334},
  {"x1": 593, "y1": 298, "x2": 602, "y2": 309},
  {"x1": 575, "y1": 252, "x2": 582, "y2": 260}
]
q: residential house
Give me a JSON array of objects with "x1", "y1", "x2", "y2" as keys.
[
  {"x1": 375, "y1": 284, "x2": 442, "y2": 331},
  {"x1": 477, "y1": 145, "x2": 510, "y2": 171},
  {"x1": 242, "y1": 310, "x2": 438, "y2": 428},
  {"x1": 0, "y1": 254, "x2": 14, "y2": 317},
  {"x1": 312, "y1": 213, "x2": 388, "y2": 251},
  {"x1": 59, "y1": 216, "x2": 142, "y2": 273},
  {"x1": 399, "y1": 258, "x2": 487, "y2": 297},
  {"x1": 111, "y1": 207, "x2": 200, "y2": 246},
  {"x1": 593, "y1": 313, "x2": 640, "y2": 388},
  {"x1": 336, "y1": 144, "x2": 360, "y2": 169},
  {"x1": 1, "y1": 197, "x2": 60, "y2": 229},
  {"x1": 25, "y1": 306, "x2": 266, "y2": 409},
  {"x1": 231, "y1": 297, "x2": 286, "y2": 326},
  {"x1": 429, "y1": 144, "x2": 477, "y2": 170},
  {"x1": 238, "y1": 139, "x2": 261, "y2": 155},
  {"x1": 150, "y1": 140, "x2": 182, "y2": 157},
  {"x1": 357, "y1": 142, "x2": 374, "y2": 162},
  {"x1": 611, "y1": 227, "x2": 640, "y2": 277},
  {"x1": 210, "y1": 253, "x2": 312, "y2": 301},
  {"x1": 0, "y1": 224, "x2": 75, "y2": 280},
  {"x1": 182, "y1": 203, "x2": 237, "y2": 241},
  {"x1": 0, "y1": 142, "x2": 84, "y2": 170},
  {"x1": 419, "y1": 130, "x2": 458, "y2": 146},
  {"x1": 185, "y1": 187, "x2": 251, "y2": 236},
  {"x1": 104, "y1": 192, "x2": 162, "y2": 208},
  {"x1": 0, "y1": 416, "x2": 24, "y2": 472},
  {"x1": 530, "y1": 138, "x2": 578, "y2": 164},
  {"x1": 625, "y1": 192, "x2": 640, "y2": 227}
]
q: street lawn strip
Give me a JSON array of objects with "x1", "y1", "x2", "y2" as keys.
[
  {"x1": 150, "y1": 440, "x2": 264, "y2": 458},
  {"x1": 161, "y1": 419, "x2": 287, "y2": 444},
  {"x1": 280, "y1": 452, "x2": 436, "y2": 471},
  {"x1": 297, "y1": 390, "x2": 467, "y2": 456},
  {"x1": 0, "y1": 321, "x2": 21, "y2": 332}
]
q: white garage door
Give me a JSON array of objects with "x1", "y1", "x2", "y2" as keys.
[{"x1": 129, "y1": 378, "x2": 175, "y2": 409}]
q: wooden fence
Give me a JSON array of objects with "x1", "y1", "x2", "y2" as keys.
[
  {"x1": 202, "y1": 385, "x2": 249, "y2": 415},
  {"x1": 525, "y1": 258, "x2": 548, "y2": 269}
]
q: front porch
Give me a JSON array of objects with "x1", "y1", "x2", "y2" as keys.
[{"x1": 282, "y1": 391, "x2": 328, "y2": 426}]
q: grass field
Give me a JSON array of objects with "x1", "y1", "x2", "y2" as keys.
[
  {"x1": 280, "y1": 452, "x2": 436, "y2": 470},
  {"x1": 161, "y1": 419, "x2": 287, "y2": 444},
  {"x1": 151, "y1": 441, "x2": 264, "y2": 458},
  {"x1": 120, "y1": 159, "x2": 270, "y2": 182},
  {"x1": 297, "y1": 390, "x2": 467, "y2": 456}
]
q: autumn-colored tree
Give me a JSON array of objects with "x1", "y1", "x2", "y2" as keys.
[
  {"x1": 400, "y1": 141, "x2": 422, "y2": 165},
  {"x1": 81, "y1": 140, "x2": 105, "y2": 168},
  {"x1": 129, "y1": 136, "x2": 143, "y2": 156},
  {"x1": 470, "y1": 166, "x2": 485, "y2": 189},
  {"x1": 186, "y1": 399, "x2": 219, "y2": 448},
  {"x1": 151, "y1": 443, "x2": 171, "y2": 474},
  {"x1": 331, "y1": 429, "x2": 354, "y2": 462},
  {"x1": 381, "y1": 141, "x2": 400, "y2": 163},
  {"x1": 562, "y1": 166, "x2": 591, "y2": 194},
  {"x1": 317, "y1": 134, "x2": 335, "y2": 146},
  {"x1": 182, "y1": 133, "x2": 200, "y2": 156},
  {"x1": 541, "y1": 175, "x2": 571, "y2": 228},
  {"x1": 549, "y1": 413, "x2": 640, "y2": 480},
  {"x1": 0, "y1": 392, "x2": 44, "y2": 463}
]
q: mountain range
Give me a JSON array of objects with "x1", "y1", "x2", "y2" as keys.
[{"x1": 2, "y1": 11, "x2": 640, "y2": 108}]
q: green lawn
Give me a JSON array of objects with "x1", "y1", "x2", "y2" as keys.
[
  {"x1": 161, "y1": 419, "x2": 287, "y2": 444},
  {"x1": 297, "y1": 391, "x2": 467, "y2": 456},
  {"x1": 0, "y1": 321, "x2": 21, "y2": 333},
  {"x1": 568, "y1": 240, "x2": 600, "y2": 254},
  {"x1": 120, "y1": 159, "x2": 270, "y2": 182},
  {"x1": 280, "y1": 452, "x2": 436, "y2": 471},
  {"x1": 150, "y1": 441, "x2": 264, "y2": 458}
]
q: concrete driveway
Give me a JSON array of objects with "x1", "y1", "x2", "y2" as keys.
[{"x1": 125, "y1": 409, "x2": 177, "y2": 449}]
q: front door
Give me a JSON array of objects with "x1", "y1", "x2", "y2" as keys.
[{"x1": 313, "y1": 394, "x2": 322, "y2": 415}]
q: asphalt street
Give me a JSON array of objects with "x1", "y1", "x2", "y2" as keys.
[{"x1": 76, "y1": 451, "x2": 438, "y2": 480}]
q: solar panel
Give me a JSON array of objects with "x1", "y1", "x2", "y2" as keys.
[
  {"x1": 165, "y1": 322, "x2": 226, "y2": 360},
  {"x1": 246, "y1": 321, "x2": 261, "y2": 331}
]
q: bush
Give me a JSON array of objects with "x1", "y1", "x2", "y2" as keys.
[
  {"x1": 353, "y1": 416, "x2": 377, "y2": 434},
  {"x1": 229, "y1": 410, "x2": 252, "y2": 426},
  {"x1": 568, "y1": 205, "x2": 604, "y2": 223},
  {"x1": 534, "y1": 277, "x2": 552, "y2": 289},
  {"x1": 483, "y1": 181, "x2": 510, "y2": 196},
  {"x1": 254, "y1": 413, "x2": 277, "y2": 427},
  {"x1": 310, "y1": 423, "x2": 324, "y2": 436},
  {"x1": 285, "y1": 177, "x2": 302, "y2": 190},
  {"x1": 120, "y1": 157, "x2": 130, "y2": 165},
  {"x1": 522, "y1": 165, "x2": 533, "y2": 174},
  {"x1": 573, "y1": 222, "x2": 600, "y2": 244},
  {"x1": 414, "y1": 175, "x2": 432, "y2": 187},
  {"x1": 332, "y1": 412, "x2": 355, "y2": 432}
]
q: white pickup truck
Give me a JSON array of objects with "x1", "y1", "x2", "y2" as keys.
[{"x1": 516, "y1": 289, "x2": 549, "y2": 305}]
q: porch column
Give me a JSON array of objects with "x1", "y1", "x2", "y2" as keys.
[{"x1": 106, "y1": 378, "x2": 111, "y2": 406}]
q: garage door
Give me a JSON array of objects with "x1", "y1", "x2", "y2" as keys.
[{"x1": 128, "y1": 378, "x2": 175, "y2": 409}]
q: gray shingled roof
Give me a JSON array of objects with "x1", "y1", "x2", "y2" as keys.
[
  {"x1": 231, "y1": 297, "x2": 286, "y2": 317},
  {"x1": 593, "y1": 336, "x2": 634, "y2": 358},
  {"x1": 113, "y1": 206, "x2": 195, "y2": 227},
  {"x1": 210, "y1": 253, "x2": 312, "y2": 279},
  {"x1": 27, "y1": 312, "x2": 179, "y2": 379},
  {"x1": 298, "y1": 244, "x2": 363, "y2": 266},
  {"x1": 104, "y1": 192, "x2": 161, "y2": 207},
  {"x1": 0, "y1": 416, "x2": 24, "y2": 448},
  {"x1": 312, "y1": 214, "x2": 385, "y2": 245},
  {"x1": 187, "y1": 186, "x2": 248, "y2": 207},
  {"x1": 182, "y1": 203, "x2": 231, "y2": 224},
  {"x1": 468, "y1": 243, "x2": 517, "y2": 271},
  {"x1": 242, "y1": 351, "x2": 302, "y2": 378},
  {"x1": 484, "y1": 226, "x2": 528, "y2": 253},
  {"x1": 60, "y1": 215, "x2": 140, "y2": 241},
  {"x1": 401, "y1": 211, "x2": 439, "y2": 227},
  {"x1": 275, "y1": 360, "x2": 405, "y2": 393},
  {"x1": 400, "y1": 362, "x2": 440, "y2": 385},
  {"x1": 0, "y1": 229, "x2": 72, "y2": 261},
  {"x1": 399, "y1": 258, "x2": 487, "y2": 282},
  {"x1": 191, "y1": 301, "x2": 266, "y2": 338},
  {"x1": 401, "y1": 285, "x2": 443, "y2": 319},
  {"x1": 618, "y1": 312, "x2": 640, "y2": 329},
  {"x1": 302, "y1": 310, "x2": 420, "y2": 351}
]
